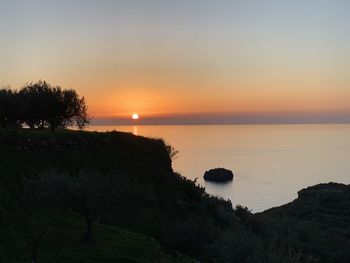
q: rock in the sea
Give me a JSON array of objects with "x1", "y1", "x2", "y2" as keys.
[{"x1": 203, "y1": 168, "x2": 234, "y2": 182}]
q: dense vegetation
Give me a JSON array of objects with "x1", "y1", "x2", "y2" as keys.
[
  {"x1": 0, "y1": 81, "x2": 90, "y2": 130},
  {"x1": 0, "y1": 129, "x2": 349, "y2": 262},
  {"x1": 258, "y1": 183, "x2": 350, "y2": 263}
]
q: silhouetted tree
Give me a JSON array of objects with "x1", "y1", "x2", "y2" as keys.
[
  {"x1": 0, "y1": 88, "x2": 20, "y2": 128},
  {"x1": 18, "y1": 81, "x2": 50, "y2": 129},
  {"x1": 19, "y1": 81, "x2": 91, "y2": 131},
  {"x1": 26, "y1": 171, "x2": 133, "y2": 244},
  {"x1": 60, "y1": 88, "x2": 90, "y2": 130},
  {"x1": 70, "y1": 171, "x2": 126, "y2": 243}
]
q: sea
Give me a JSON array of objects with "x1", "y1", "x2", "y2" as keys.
[{"x1": 87, "y1": 124, "x2": 350, "y2": 212}]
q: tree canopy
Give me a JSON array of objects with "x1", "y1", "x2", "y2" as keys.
[{"x1": 0, "y1": 80, "x2": 91, "y2": 130}]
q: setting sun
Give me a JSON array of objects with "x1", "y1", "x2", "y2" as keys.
[
  {"x1": 1, "y1": 1, "x2": 350, "y2": 260},
  {"x1": 132, "y1": 113, "x2": 139, "y2": 120}
]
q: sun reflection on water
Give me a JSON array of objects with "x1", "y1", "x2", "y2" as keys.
[{"x1": 132, "y1": 125, "x2": 138, "y2": 136}]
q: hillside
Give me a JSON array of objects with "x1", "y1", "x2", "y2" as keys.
[
  {"x1": 0, "y1": 129, "x2": 230, "y2": 262},
  {"x1": 0, "y1": 129, "x2": 349, "y2": 263},
  {"x1": 0, "y1": 212, "x2": 190, "y2": 263},
  {"x1": 0, "y1": 128, "x2": 172, "y2": 183},
  {"x1": 0, "y1": 129, "x2": 194, "y2": 262},
  {"x1": 258, "y1": 183, "x2": 350, "y2": 263}
]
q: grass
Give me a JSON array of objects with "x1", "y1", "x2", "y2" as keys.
[{"x1": 0, "y1": 212, "x2": 192, "y2": 263}]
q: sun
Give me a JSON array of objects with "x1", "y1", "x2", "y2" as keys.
[{"x1": 132, "y1": 113, "x2": 139, "y2": 120}]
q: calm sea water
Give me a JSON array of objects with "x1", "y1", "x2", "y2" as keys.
[{"x1": 88, "y1": 124, "x2": 350, "y2": 212}]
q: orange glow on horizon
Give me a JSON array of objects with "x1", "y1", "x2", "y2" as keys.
[
  {"x1": 83, "y1": 83, "x2": 350, "y2": 119},
  {"x1": 3, "y1": 1, "x2": 350, "y2": 124}
]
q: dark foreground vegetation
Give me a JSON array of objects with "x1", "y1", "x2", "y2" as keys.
[
  {"x1": 0, "y1": 129, "x2": 349, "y2": 262},
  {"x1": 0, "y1": 81, "x2": 90, "y2": 131}
]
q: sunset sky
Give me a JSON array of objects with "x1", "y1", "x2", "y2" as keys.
[{"x1": 1, "y1": 0, "x2": 350, "y2": 124}]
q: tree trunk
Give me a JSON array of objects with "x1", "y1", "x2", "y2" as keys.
[
  {"x1": 81, "y1": 219, "x2": 95, "y2": 244},
  {"x1": 28, "y1": 228, "x2": 46, "y2": 263},
  {"x1": 31, "y1": 244, "x2": 38, "y2": 263},
  {"x1": 39, "y1": 120, "x2": 45, "y2": 130}
]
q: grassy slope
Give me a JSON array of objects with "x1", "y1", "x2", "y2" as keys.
[
  {"x1": 0, "y1": 129, "x2": 192, "y2": 262},
  {"x1": 0, "y1": 213, "x2": 191, "y2": 263}
]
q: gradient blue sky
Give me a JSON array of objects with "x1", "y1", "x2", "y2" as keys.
[{"x1": 1, "y1": 0, "x2": 350, "y2": 124}]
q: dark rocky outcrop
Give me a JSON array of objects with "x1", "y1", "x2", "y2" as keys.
[
  {"x1": 203, "y1": 168, "x2": 234, "y2": 182},
  {"x1": 258, "y1": 182, "x2": 350, "y2": 262}
]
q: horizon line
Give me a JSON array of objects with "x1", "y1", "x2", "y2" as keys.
[
  {"x1": 89, "y1": 122, "x2": 350, "y2": 127},
  {"x1": 90, "y1": 110, "x2": 350, "y2": 126}
]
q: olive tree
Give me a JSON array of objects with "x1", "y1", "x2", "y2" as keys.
[
  {"x1": 19, "y1": 81, "x2": 91, "y2": 130},
  {"x1": 0, "y1": 88, "x2": 20, "y2": 128},
  {"x1": 26, "y1": 171, "x2": 134, "y2": 244}
]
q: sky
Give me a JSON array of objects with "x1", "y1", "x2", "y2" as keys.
[{"x1": 1, "y1": 0, "x2": 350, "y2": 124}]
